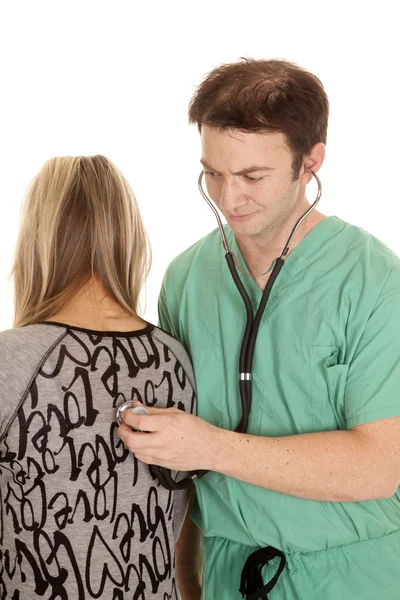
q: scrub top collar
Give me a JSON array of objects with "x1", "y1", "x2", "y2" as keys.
[{"x1": 225, "y1": 216, "x2": 347, "y2": 303}]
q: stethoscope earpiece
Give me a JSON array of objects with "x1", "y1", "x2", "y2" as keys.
[{"x1": 123, "y1": 167, "x2": 323, "y2": 492}]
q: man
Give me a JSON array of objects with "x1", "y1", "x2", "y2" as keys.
[{"x1": 119, "y1": 59, "x2": 400, "y2": 599}]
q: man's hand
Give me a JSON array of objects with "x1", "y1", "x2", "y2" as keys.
[
  {"x1": 118, "y1": 403, "x2": 400, "y2": 502},
  {"x1": 117, "y1": 402, "x2": 219, "y2": 471}
]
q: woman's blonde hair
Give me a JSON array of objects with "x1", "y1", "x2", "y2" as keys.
[{"x1": 13, "y1": 155, "x2": 151, "y2": 328}]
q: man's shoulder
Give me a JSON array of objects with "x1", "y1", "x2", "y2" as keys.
[
  {"x1": 335, "y1": 217, "x2": 400, "y2": 267},
  {"x1": 163, "y1": 227, "x2": 222, "y2": 289},
  {"x1": 336, "y1": 217, "x2": 400, "y2": 294}
]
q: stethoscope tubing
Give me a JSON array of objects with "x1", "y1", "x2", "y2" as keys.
[{"x1": 121, "y1": 169, "x2": 322, "y2": 490}]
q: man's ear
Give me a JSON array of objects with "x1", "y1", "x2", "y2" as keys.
[{"x1": 300, "y1": 143, "x2": 326, "y2": 185}]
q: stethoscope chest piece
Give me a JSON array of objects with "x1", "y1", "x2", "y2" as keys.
[{"x1": 116, "y1": 401, "x2": 149, "y2": 426}]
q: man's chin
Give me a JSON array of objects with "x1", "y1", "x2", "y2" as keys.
[{"x1": 228, "y1": 220, "x2": 263, "y2": 237}]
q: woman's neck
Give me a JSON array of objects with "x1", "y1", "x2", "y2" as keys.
[{"x1": 46, "y1": 278, "x2": 146, "y2": 332}]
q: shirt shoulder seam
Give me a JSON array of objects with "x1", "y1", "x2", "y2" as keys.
[
  {"x1": 0, "y1": 329, "x2": 69, "y2": 441},
  {"x1": 151, "y1": 331, "x2": 196, "y2": 395}
]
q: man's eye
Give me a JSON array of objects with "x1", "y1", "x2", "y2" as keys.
[
  {"x1": 204, "y1": 171, "x2": 218, "y2": 177},
  {"x1": 244, "y1": 175, "x2": 261, "y2": 182}
]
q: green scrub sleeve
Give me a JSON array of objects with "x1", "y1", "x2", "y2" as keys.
[
  {"x1": 158, "y1": 282, "x2": 178, "y2": 338},
  {"x1": 346, "y1": 270, "x2": 400, "y2": 428}
]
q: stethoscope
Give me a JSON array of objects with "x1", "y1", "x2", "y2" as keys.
[{"x1": 117, "y1": 167, "x2": 322, "y2": 490}]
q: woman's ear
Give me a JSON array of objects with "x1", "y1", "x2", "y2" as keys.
[{"x1": 300, "y1": 143, "x2": 326, "y2": 185}]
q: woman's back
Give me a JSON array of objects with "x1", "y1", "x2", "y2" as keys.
[
  {"x1": 0, "y1": 154, "x2": 196, "y2": 598},
  {"x1": 0, "y1": 320, "x2": 195, "y2": 598}
]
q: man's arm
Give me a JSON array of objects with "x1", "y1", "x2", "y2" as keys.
[
  {"x1": 210, "y1": 417, "x2": 400, "y2": 501},
  {"x1": 176, "y1": 487, "x2": 202, "y2": 600},
  {"x1": 129, "y1": 266, "x2": 400, "y2": 502},
  {"x1": 158, "y1": 281, "x2": 178, "y2": 338},
  {"x1": 119, "y1": 408, "x2": 400, "y2": 502}
]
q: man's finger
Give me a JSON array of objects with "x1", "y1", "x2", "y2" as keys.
[
  {"x1": 117, "y1": 423, "x2": 157, "y2": 449},
  {"x1": 122, "y1": 411, "x2": 162, "y2": 432},
  {"x1": 117, "y1": 422, "x2": 137, "y2": 445},
  {"x1": 132, "y1": 401, "x2": 180, "y2": 416}
]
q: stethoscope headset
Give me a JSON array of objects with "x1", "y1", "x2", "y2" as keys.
[{"x1": 117, "y1": 167, "x2": 322, "y2": 491}]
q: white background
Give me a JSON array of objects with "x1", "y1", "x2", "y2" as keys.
[{"x1": 0, "y1": 0, "x2": 398, "y2": 330}]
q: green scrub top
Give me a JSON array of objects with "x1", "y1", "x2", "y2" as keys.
[{"x1": 158, "y1": 216, "x2": 400, "y2": 598}]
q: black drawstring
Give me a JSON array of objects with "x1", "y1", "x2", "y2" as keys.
[{"x1": 240, "y1": 546, "x2": 286, "y2": 599}]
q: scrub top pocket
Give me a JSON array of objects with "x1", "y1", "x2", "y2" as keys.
[{"x1": 309, "y1": 345, "x2": 349, "y2": 431}]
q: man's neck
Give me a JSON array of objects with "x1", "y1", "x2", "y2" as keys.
[{"x1": 235, "y1": 208, "x2": 326, "y2": 287}]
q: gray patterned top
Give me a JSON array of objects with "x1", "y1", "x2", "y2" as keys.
[{"x1": 0, "y1": 321, "x2": 196, "y2": 599}]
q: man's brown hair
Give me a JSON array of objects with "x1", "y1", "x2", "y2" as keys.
[{"x1": 188, "y1": 58, "x2": 329, "y2": 177}]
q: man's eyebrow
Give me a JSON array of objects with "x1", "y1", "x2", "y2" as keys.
[
  {"x1": 235, "y1": 165, "x2": 274, "y2": 175},
  {"x1": 200, "y1": 159, "x2": 214, "y2": 170},
  {"x1": 200, "y1": 159, "x2": 273, "y2": 175}
]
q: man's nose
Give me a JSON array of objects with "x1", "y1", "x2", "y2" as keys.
[{"x1": 219, "y1": 178, "x2": 244, "y2": 211}]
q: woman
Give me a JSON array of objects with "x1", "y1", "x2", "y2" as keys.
[{"x1": 0, "y1": 155, "x2": 196, "y2": 599}]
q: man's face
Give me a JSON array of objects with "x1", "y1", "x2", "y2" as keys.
[{"x1": 200, "y1": 126, "x2": 303, "y2": 240}]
